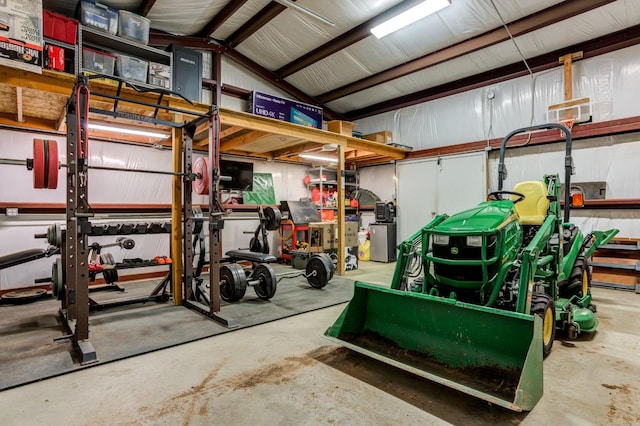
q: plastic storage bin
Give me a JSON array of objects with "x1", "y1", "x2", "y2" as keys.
[
  {"x1": 148, "y1": 62, "x2": 171, "y2": 89},
  {"x1": 43, "y1": 10, "x2": 78, "y2": 44},
  {"x1": 79, "y1": 1, "x2": 118, "y2": 35},
  {"x1": 116, "y1": 54, "x2": 149, "y2": 83},
  {"x1": 117, "y1": 10, "x2": 150, "y2": 45},
  {"x1": 82, "y1": 47, "x2": 115, "y2": 75}
]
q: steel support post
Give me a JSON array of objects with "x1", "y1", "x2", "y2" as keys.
[{"x1": 64, "y1": 77, "x2": 97, "y2": 364}]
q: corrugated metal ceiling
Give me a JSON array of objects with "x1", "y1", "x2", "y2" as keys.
[{"x1": 43, "y1": 0, "x2": 640, "y2": 119}]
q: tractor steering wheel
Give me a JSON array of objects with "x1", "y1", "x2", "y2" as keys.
[{"x1": 487, "y1": 191, "x2": 525, "y2": 203}]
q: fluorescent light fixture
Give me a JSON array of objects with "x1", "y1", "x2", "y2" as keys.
[
  {"x1": 88, "y1": 123, "x2": 169, "y2": 139},
  {"x1": 371, "y1": 0, "x2": 451, "y2": 39},
  {"x1": 299, "y1": 153, "x2": 338, "y2": 163},
  {"x1": 273, "y1": 0, "x2": 335, "y2": 27}
]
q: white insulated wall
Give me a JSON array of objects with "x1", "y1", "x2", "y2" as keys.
[
  {"x1": 488, "y1": 133, "x2": 640, "y2": 237},
  {"x1": 0, "y1": 129, "x2": 310, "y2": 291},
  {"x1": 355, "y1": 44, "x2": 640, "y2": 150}
]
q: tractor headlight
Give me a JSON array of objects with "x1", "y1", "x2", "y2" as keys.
[
  {"x1": 466, "y1": 236, "x2": 483, "y2": 247},
  {"x1": 433, "y1": 234, "x2": 449, "y2": 245}
]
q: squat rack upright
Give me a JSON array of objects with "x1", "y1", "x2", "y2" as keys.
[{"x1": 61, "y1": 74, "x2": 232, "y2": 364}]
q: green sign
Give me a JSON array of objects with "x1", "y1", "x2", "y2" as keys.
[{"x1": 243, "y1": 173, "x2": 276, "y2": 205}]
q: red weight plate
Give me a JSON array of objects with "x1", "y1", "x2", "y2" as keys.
[
  {"x1": 46, "y1": 140, "x2": 59, "y2": 190},
  {"x1": 33, "y1": 139, "x2": 46, "y2": 189},
  {"x1": 192, "y1": 157, "x2": 210, "y2": 195}
]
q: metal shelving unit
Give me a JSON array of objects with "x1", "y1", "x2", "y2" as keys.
[
  {"x1": 306, "y1": 166, "x2": 359, "y2": 218},
  {"x1": 79, "y1": 25, "x2": 172, "y2": 91}
]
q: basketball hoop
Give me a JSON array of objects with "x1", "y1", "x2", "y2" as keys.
[{"x1": 558, "y1": 117, "x2": 576, "y2": 138}]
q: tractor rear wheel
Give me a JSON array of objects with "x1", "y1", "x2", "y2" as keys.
[
  {"x1": 560, "y1": 255, "x2": 591, "y2": 299},
  {"x1": 531, "y1": 293, "x2": 556, "y2": 358}
]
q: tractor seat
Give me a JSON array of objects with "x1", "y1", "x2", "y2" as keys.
[{"x1": 512, "y1": 181, "x2": 550, "y2": 226}]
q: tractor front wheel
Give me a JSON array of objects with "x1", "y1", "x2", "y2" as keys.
[
  {"x1": 560, "y1": 255, "x2": 592, "y2": 299},
  {"x1": 531, "y1": 293, "x2": 556, "y2": 358}
]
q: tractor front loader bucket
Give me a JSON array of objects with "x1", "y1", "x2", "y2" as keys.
[{"x1": 325, "y1": 282, "x2": 544, "y2": 411}]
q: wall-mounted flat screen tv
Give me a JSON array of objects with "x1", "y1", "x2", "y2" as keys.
[{"x1": 220, "y1": 159, "x2": 254, "y2": 191}]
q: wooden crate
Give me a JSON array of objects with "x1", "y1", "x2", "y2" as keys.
[
  {"x1": 363, "y1": 130, "x2": 393, "y2": 144},
  {"x1": 327, "y1": 120, "x2": 357, "y2": 136}
]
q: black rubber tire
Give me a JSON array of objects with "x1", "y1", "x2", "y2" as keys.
[
  {"x1": 559, "y1": 255, "x2": 591, "y2": 299},
  {"x1": 531, "y1": 293, "x2": 556, "y2": 358}
]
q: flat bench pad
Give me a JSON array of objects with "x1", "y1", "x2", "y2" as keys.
[
  {"x1": 225, "y1": 250, "x2": 276, "y2": 263},
  {"x1": 0, "y1": 249, "x2": 46, "y2": 270}
]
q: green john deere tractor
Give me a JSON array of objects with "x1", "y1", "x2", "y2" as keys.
[{"x1": 325, "y1": 124, "x2": 619, "y2": 411}]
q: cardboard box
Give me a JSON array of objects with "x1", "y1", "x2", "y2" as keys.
[
  {"x1": 309, "y1": 221, "x2": 358, "y2": 249},
  {"x1": 363, "y1": 130, "x2": 393, "y2": 144},
  {"x1": 0, "y1": 0, "x2": 43, "y2": 73},
  {"x1": 327, "y1": 120, "x2": 356, "y2": 137},
  {"x1": 344, "y1": 222, "x2": 358, "y2": 247},
  {"x1": 309, "y1": 222, "x2": 336, "y2": 250}
]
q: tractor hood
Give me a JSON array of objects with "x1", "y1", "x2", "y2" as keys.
[{"x1": 435, "y1": 201, "x2": 516, "y2": 233}]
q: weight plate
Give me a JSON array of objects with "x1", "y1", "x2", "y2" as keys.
[
  {"x1": 323, "y1": 252, "x2": 337, "y2": 280},
  {"x1": 100, "y1": 253, "x2": 119, "y2": 284},
  {"x1": 192, "y1": 157, "x2": 210, "y2": 195},
  {"x1": 51, "y1": 258, "x2": 65, "y2": 300},
  {"x1": 46, "y1": 140, "x2": 59, "y2": 190},
  {"x1": 306, "y1": 254, "x2": 332, "y2": 289},
  {"x1": 116, "y1": 237, "x2": 135, "y2": 250},
  {"x1": 47, "y1": 223, "x2": 62, "y2": 248},
  {"x1": 263, "y1": 207, "x2": 282, "y2": 231},
  {"x1": 33, "y1": 139, "x2": 46, "y2": 189},
  {"x1": 1, "y1": 288, "x2": 48, "y2": 304},
  {"x1": 253, "y1": 263, "x2": 277, "y2": 300},
  {"x1": 220, "y1": 263, "x2": 247, "y2": 302},
  {"x1": 249, "y1": 237, "x2": 262, "y2": 253}
]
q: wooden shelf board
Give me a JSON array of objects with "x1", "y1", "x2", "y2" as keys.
[{"x1": 0, "y1": 65, "x2": 409, "y2": 167}]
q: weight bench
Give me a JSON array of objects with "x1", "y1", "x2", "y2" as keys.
[
  {"x1": 223, "y1": 250, "x2": 277, "y2": 265},
  {"x1": 0, "y1": 247, "x2": 58, "y2": 270}
]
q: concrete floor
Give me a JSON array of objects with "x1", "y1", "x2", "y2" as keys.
[{"x1": 1, "y1": 261, "x2": 639, "y2": 425}]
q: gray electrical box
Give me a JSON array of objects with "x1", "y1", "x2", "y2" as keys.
[{"x1": 169, "y1": 44, "x2": 202, "y2": 103}]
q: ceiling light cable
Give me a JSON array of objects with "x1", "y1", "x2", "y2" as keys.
[
  {"x1": 490, "y1": 0, "x2": 533, "y2": 76},
  {"x1": 273, "y1": 0, "x2": 335, "y2": 27}
]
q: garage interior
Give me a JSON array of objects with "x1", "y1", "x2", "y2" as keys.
[{"x1": 0, "y1": 0, "x2": 639, "y2": 424}]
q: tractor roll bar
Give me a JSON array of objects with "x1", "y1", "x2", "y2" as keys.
[{"x1": 497, "y1": 123, "x2": 573, "y2": 223}]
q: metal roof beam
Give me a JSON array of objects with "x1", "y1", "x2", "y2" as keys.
[
  {"x1": 138, "y1": 0, "x2": 157, "y2": 17},
  {"x1": 225, "y1": 1, "x2": 296, "y2": 48},
  {"x1": 319, "y1": 0, "x2": 617, "y2": 103},
  {"x1": 344, "y1": 24, "x2": 640, "y2": 120},
  {"x1": 276, "y1": 0, "x2": 424, "y2": 78},
  {"x1": 148, "y1": 31, "x2": 344, "y2": 121},
  {"x1": 200, "y1": 0, "x2": 251, "y2": 38}
]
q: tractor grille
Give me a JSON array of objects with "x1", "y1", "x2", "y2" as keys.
[{"x1": 432, "y1": 236, "x2": 498, "y2": 282}]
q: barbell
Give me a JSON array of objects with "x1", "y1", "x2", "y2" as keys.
[
  {"x1": 0, "y1": 139, "x2": 211, "y2": 190},
  {"x1": 218, "y1": 253, "x2": 334, "y2": 303}
]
